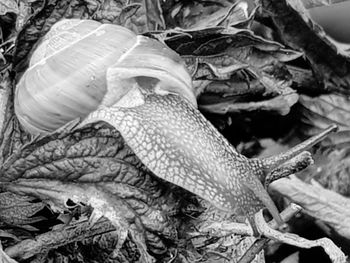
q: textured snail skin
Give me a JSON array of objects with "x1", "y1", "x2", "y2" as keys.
[
  {"x1": 88, "y1": 87, "x2": 337, "y2": 232},
  {"x1": 87, "y1": 89, "x2": 283, "y2": 230}
]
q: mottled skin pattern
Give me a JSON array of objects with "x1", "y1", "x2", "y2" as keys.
[{"x1": 89, "y1": 92, "x2": 283, "y2": 231}]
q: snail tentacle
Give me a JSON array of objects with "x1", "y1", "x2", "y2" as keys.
[{"x1": 260, "y1": 124, "x2": 338, "y2": 171}]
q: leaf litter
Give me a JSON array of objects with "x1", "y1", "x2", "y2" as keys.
[{"x1": 0, "y1": 0, "x2": 350, "y2": 262}]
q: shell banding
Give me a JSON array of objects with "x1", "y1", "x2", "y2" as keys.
[{"x1": 15, "y1": 19, "x2": 196, "y2": 134}]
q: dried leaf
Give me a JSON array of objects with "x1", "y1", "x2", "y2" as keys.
[
  {"x1": 199, "y1": 90, "x2": 298, "y2": 115},
  {"x1": 155, "y1": 27, "x2": 301, "y2": 115},
  {"x1": 59, "y1": 229, "x2": 141, "y2": 262},
  {"x1": 164, "y1": 27, "x2": 302, "y2": 115},
  {"x1": 163, "y1": 27, "x2": 292, "y2": 55},
  {"x1": 0, "y1": 0, "x2": 18, "y2": 16},
  {"x1": 0, "y1": 72, "x2": 27, "y2": 166},
  {"x1": 304, "y1": 148, "x2": 350, "y2": 196},
  {"x1": 300, "y1": 94, "x2": 350, "y2": 129},
  {"x1": 1, "y1": 122, "x2": 178, "y2": 261},
  {"x1": 261, "y1": 0, "x2": 350, "y2": 95},
  {"x1": 270, "y1": 175, "x2": 350, "y2": 240},
  {"x1": 178, "y1": 198, "x2": 265, "y2": 263},
  {"x1": 170, "y1": 0, "x2": 252, "y2": 30},
  {"x1": 179, "y1": 32, "x2": 301, "y2": 77},
  {"x1": 0, "y1": 192, "x2": 45, "y2": 226},
  {"x1": 298, "y1": 94, "x2": 350, "y2": 147},
  {"x1": 297, "y1": 94, "x2": 350, "y2": 200}
]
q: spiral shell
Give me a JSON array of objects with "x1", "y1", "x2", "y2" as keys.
[{"x1": 15, "y1": 19, "x2": 196, "y2": 134}]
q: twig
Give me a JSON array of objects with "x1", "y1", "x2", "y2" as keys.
[
  {"x1": 5, "y1": 218, "x2": 115, "y2": 260},
  {"x1": 254, "y1": 209, "x2": 346, "y2": 263},
  {"x1": 238, "y1": 204, "x2": 302, "y2": 263}
]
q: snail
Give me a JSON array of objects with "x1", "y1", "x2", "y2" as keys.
[{"x1": 15, "y1": 19, "x2": 336, "y2": 235}]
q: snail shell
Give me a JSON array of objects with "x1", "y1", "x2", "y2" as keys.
[{"x1": 15, "y1": 19, "x2": 196, "y2": 134}]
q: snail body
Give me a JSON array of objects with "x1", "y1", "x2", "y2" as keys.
[{"x1": 15, "y1": 19, "x2": 335, "y2": 232}]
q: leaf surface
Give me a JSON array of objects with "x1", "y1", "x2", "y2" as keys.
[
  {"x1": 261, "y1": 0, "x2": 350, "y2": 95},
  {"x1": 167, "y1": 0, "x2": 251, "y2": 30},
  {"x1": 159, "y1": 28, "x2": 301, "y2": 115},
  {"x1": 298, "y1": 94, "x2": 350, "y2": 147},
  {"x1": 0, "y1": 192, "x2": 45, "y2": 227},
  {"x1": 271, "y1": 175, "x2": 350, "y2": 240},
  {"x1": 0, "y1": 0, "x2": 18, "y2": 16},
  {"x1": 1, "y1": 122, "x2": 179, "y2": 262}
]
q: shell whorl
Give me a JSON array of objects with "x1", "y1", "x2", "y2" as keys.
[{"x1": 15, "y1": 19, "x2": 196, "y2": 134}]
